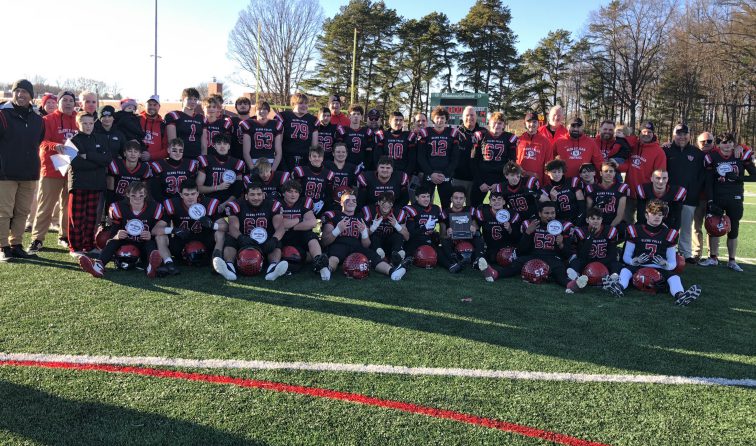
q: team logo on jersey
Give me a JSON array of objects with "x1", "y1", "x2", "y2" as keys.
[
  {"x1": 526, "y1": 149, "x2": 536, "y2": 159},
  {"x1": 570, "y1": 149, "x2": 582, "y2": 157},
  {"x1": 687, "y1": 155, "x2": 694, "y2": 161},
  {"x1": 144, "y1": 132, "x2": 154, "y2": 143}
]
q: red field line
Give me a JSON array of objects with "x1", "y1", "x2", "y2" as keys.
[{"x1": 0, "y1": 359, "x2": 611, "y2": 446}]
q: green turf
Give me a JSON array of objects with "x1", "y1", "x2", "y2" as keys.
[{"x1": 0, "y1": 185, "x2": 754, "y2": 445}]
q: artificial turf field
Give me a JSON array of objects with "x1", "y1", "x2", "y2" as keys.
[{"x1": 1, "y1": 185, "x2": 754, "y2": 445}]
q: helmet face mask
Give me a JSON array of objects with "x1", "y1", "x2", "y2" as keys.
[
  {"x1": 182, "y1": 241, "x2": 207, "y2": 266},
  {"x1": 115, "y1": 244, "x2": 141, "y2": 270}
]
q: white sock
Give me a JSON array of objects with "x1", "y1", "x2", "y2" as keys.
[
  {"x1": 667, "y1": 275, "x2": 683, "y2": 296},
  {"x1": 619, "y1": 269, "x2": 632, "y2": 289}
]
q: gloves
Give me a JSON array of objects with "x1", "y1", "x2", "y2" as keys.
[
  {"x1": 707, "y1": 201, "x2": 724, "y2": 216},
  {"x1": 173, "y1": 228, "x2": 191, "y2": 240},
  {"x1": 653, "y1": 255, "x2": 668, "y2": 268},
  {"x1": 424, "y1": 217, "x2": 437, "y2": 231},
  {"x1": 198, "y1": 216, "x2": 214, "y2": 229},
  {"x1": 370, "y1": 217, "x2": 383, "y2": 232},
  {"x1": 313, "y1": 200, "x2": 324, "y2": 214},
  {"x1": 631, "y1": 253, "x2": 650, "y2": 266}
]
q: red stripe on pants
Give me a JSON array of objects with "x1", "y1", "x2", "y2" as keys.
[{"x1": 68, "y1": 189, "x2": 101, "y2": 252}]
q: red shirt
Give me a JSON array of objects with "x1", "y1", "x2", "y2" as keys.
[
  {"x1": 620, "y1": 139, "x2": 667, "y2": 197},
  {"x1": 139, "y1": 111, "x2": 167, "y2": 160},
  {"x1": 537, "y1": 124, "x2": 568, "y2": 145},
  {"x1": 39, "y1": 110, "x2": 78, "y2": 178},
  {"x1": 330, "y1": 111, "x2": 350, "y2": 127},
  {"x1": 517, "y1": 131, "x2": 552, "y2": 184},
  {"x1": 553, "y1": 135, "x2": 603, "y2": 178}
]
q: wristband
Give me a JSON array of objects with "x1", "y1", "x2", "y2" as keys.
[
  {"x1": 213, "y1": 222, "x2": 219, "y2": 230},
  {"x1": 361, "y1": 229, "x2": 369, "y2": 239},
  {"x1": 164, "y1": 227, "x2": 173, "y2": 234},
  {"x1": 393, "y1": 222, "x2": 402, "y2": 231},
  {"x1": 331, "y1": 227, "x2": 341, "y2": 237}
]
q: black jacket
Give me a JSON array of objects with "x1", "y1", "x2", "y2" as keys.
[
  {"x1": 69, "y1": 132, "x2": 111, "y2": 190},
  {"x1": 114, "y1": 111, "x2": 146, "y2": 146},
  {"x1": 664, "y1": 142, "x2": 705, "y2": 205},
  {"x1": 0, "y1": 101, "x2": 44, "y2": 181},
  {"x1": 94, "y1": 121, "x2": 126, "y2": 159}
]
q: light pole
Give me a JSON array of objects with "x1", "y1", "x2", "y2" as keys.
[{"x1": 152, "y1": 0, "x2": 159, "y2": 95}]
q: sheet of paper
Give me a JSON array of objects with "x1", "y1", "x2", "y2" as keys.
[
  {"x1": 50, "y1": 154, "x2": 72, "y2": 175},
  {"x1": 62, "y1": 138, "x2": 79, "y2": 159}
]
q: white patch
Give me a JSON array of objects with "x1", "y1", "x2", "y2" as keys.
[{"x1": 0, "y1": 352, "x2": 752, "y2": 387}]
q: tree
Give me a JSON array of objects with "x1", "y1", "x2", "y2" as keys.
[
  {"x1": 528, "y1": 30, "x2": 574, "y2": 107},
  {"x1": 228, "y1": 0, "x2": 323, "y2": 105}
]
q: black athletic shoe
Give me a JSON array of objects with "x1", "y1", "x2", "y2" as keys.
[
  {"x1": 390, "y1": 250, "x2": 403, "y2": 267},
  {"x1": 27, "y1": 240, "x2": 43, "y2": 254},
  {"x1": 165, "y1": 261, "x2": 180, "y2": 275},
  {"x1": 448, "y1": 262, "x2": 463, "y2": 274},
  {"x1": 0, "y1": 246, "x2": 13, "y2": 262},
  {"x1": 312, "y1": 253, "x2": 328, "y2": 272},
  {"x1": 10, "y1": 244, "x2": 36, "y2": 259},
  {"x1": 674, "y1": 285, "x2": 701, "y2": 306}
]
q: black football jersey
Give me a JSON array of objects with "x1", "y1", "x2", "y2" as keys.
[
  {"x1": 541, "y1": 177, "x2": 582, "y2": 223},
  {"x1": 292, "y1": 165, "x2": 334, "y2": 203},
  {"x1": 322, "y1": 210, "x2": 366, "y2": 247},
  {"x1": 472, "y1": 129, "x2": 517, "y2": 176},
  {"x1": 229, "y1": 115, "x2": 248, "y2": 160},
  {"x1": 149, "y1": 158, "x2": 199, "y2": 200},
  {"x1": 357, "y1": 171, "x2": 409, "y2": 209},
  {"x1": 704, "y1": 147, "x2": 755, "y2": 200},
  {"x1": 316, "y1": 122, "x2": 345, "y2": 158},
  {"x1": 573, "y1": 224, "x2": 619, "y2": 261},
  {"x1": 109, "y1": 199, "x2": 165, "y2": 241},
  {"x1": 227, "y1": 198, "x2": 282, "y2": 237},
  {"x1": 520, "y1": 218, "x2": 573, "y2": 257},
  {"x1": 635, "y1": 183, "x2": 687, "y2": 229},
  {"x1": 163, "y1": 196, "x2": 221, "y2": 234},
  {"x1": 342, "y1": 126, "x2": 375, "y2": 167},
  {"x1": 474, "y1": 204, "x2": 522, "y2": 248},
  {"x1": 278, "y1": 197, "x2": 314, "y2": 223},
  {"x1": 626, "y1": 223, "x2": 678, "y2": 260},
  {"x1": 585, "y1": 181, "x2": 630, "y2": 226},
  {"x1": 494, "y1": 176, "x2": 540, "y2": 219},
  {"x1": 278, "y1": 111, "x2": 317, "y2": 158},
  {"x1": 197, "y1": 154, "x2": 245, "y2": 202},
  {"x1": 325, "y1": 160, "x2": 358, "y2": 204},
  {"x1": 373, "y1": 129, "x2": 417, "y2": 174},
  {"x1": 240, "y1": 118, "x2": 284, "y2": 161},
  {"x1": 164, "y1": 111, "x2": 205, "y2": 159},
  {"x1": 417, "y1": 126, "x2": 462, "y2": 177},
  {"x1": 243, "y1": 170, "x2": 290, "y2": 202},
  {"x1": 204, "y1": 115, "x2": 233, "y2": 150},
  {"x1": 361, "y1": 205, "x2": 408, "y2": 236},
  {"x1": 108, "y1": 159, "x2": 152, "y2": 201},
  {"x1": 403, "y1": 203, "x2": 445, "y2": 237}
]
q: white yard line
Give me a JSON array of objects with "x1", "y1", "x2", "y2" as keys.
[{"x1": 1, "y1": 352, "x2": 753, "y2": 387}]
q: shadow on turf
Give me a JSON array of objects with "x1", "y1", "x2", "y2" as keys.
[{"x1": 0, "y1": 379, "x2": 266, "y2": 445}]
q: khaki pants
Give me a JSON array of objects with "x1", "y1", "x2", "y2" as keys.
[
  {"x1": 31, "y1": 177, "x2": 69, "y2": 242},
  {"x1": 678, "y1": 204, "x2": 697, "y2": 258},
  {"x1": 0, "y1": 180, "x2": 36, "y2": 247},
  {"x1": 692, "y1": 199, "x2": 715, "y2": 258}
]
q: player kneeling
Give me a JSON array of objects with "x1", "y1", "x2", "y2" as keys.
[
  {"x1": 321, "y1": 190, "x2": 409, "y2": 281},
  {"x1": 473, "y1": 189, "x2": 522, "y2": 267},
  {"x1": 160, "y1": 179, "x2": 232, "y2": 279},
  {"x1": 278, "y1": 180, "x2": 330, "y2": 279},
  {"x1": 223, "y1": 182, "x2": 288, "y2": 281},
  {"x1": 403, "y1": 186, "x2": 457, "y2": 271},
  {"x1": 568, "y1": 208, "x2": 621, "y2": 290},
  {"x1": 79, "y1": 182, "x2": 170, "y2": 278},
  {"x1": 604, "y1": 199, "x2": 701, "y2": 305},
  {"x1": 480, "y1": 201, "x2": 588, "y2": 294},
  {"x1": 362, "y1": 192, "x2": 410, "y2": 266}
]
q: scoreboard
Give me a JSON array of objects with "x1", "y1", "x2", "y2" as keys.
[{"x1": 429, "y1": 92, "x2": 488, "y2": 127}]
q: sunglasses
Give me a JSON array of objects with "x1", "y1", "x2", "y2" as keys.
[{"x1": 698, "y1": 139, "x2": 713, "y2": 144}]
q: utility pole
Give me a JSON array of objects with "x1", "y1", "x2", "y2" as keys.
[
  {"x1": 350, "y1": 28, "x2": 357, "y2": 105},
  {"x1": 152, "y1": 0, "x2": 159, "y2": 95},
  {"x1": 256, "y1": 20, "x2": 261, "y2": 105}
]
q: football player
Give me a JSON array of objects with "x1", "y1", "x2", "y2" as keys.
[
  {"x1": 373, "y1": 111, "x2": 417, "y2": 176},
  {"x1": 325, "y1": 142, "x2": 359, "y2": 211},
  {"x1": 277, "y1": 179, "x2": 330, "y2": 279},
  {"x1": 700, "y1": 132, "x2": 756, "y2": 271},
  {"x1": 321, "y1": 190, "x2": 408, "y2": 280},
  {"x1": 440, "y1": 186, "x2": 486, "y2": 272},
  {"x1": 539, "y1": 159, "x2": 585, "y2": 224},
  {"x1": 604, "y1": 199, "x2": 701, "y2": 304},
  {"x1": 493, "y1": 161, "x2": 540, "y2": 220},
  {"x1": 229, "y1": 96, "x2": 252, "y2": 160},
  {"x1": 292, "y1": 146, "x2": 334, "y2": 217},
  {"x1": 160, "y1": 179, "x2": 231, "y2": 279},
  {"x1": 196, "y1": 134, "x2": 245, "y2": 213},
  {"x1": 567, "y1": 208, "x2": 621, "y2": 283},
  {"x1": 278, "y1": 92, "x2": 318, "y2": 170},
  {"x1": 241, "y1": 101, "x2": 283, "y2": 171},
  {"x1": 362, "y1": 192, "x2": 410, "y2": 266},
  {"x1": 403, "y1": 186, "x2": 456, "y2": 270},
  {"x1": 470, "y1": 112, "x2": 517, "y2": 206},
  {"x1": 417, "y1": 106, "x2": 461, "y2": 207},
  {"x1": 474, "y1": 189, "x2": 522, "y2": 265},
  {"x1": 79, "y1": 182, "x2": 169, "y2": 279},
  {"x1": 149, "y1": 139, "x2": 199, "y2": 202},
  {"x1": 203, "y1": 96, "x2": 234, "y2": 155},
  {"x1": 342, "y1": 104, "x2": 375, "y2": 169},
  {"x1": 106, "y1": 141, "x2": 152, "y2": 209},
  {"x1": 356, "y1": 156, "x2": 409, "y2": 213},
  {"x1": 224, "y1": 182, "x2": 289, "y2": 281},
  {"x1": 243, "y1": 158, "x2": 289, "y2": 202},
  {"x1": 635, "y1": 169, "x2": 686, "y2": 230},
  {"x1": 164, "y1": 88, "x2": 207, "y2": 159},
  {"x1": 585, "y1": 160, "x2": 630, "y2": 235},
  {"x1": 316, "y1": 107, "x2": 345, "y2": 160}
]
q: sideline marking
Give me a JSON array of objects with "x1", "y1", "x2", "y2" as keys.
[
  {"x1": 0, "y1": 359, "x2": 610, "y2": 446},
  {"x1": 1, "y1": 352, "x2": 753, "y2": 387}
]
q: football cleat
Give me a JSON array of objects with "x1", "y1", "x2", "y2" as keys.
[
  {"x1": 265, "y1": 261, "x2": 289, "y2": 281},
  {"x1": 482, "y1": 265, "x2": 498, "y2": 283},
  {"x1": 166, "y1": 261, "x2": 180, "y2": 275},
  {"x1": 375, "y1": 248, "x2": 386, "y2": 259},
  {"x1": 213, "y1": 256, "x2": 237, "y2": 281},
  {"x1": 448, "y1": 261, "x2": 464, "y2": 274},
  {"x1": 146, "y1": 250, "x2": 163, "y2": 279},
  {"x1": 476, "y1": 257, "x2": 488, "y2": 272},
  {"x1": 674, "y1": 285, "x2": 701, "y2": 306},
  {"x1": 312, "y1": 254, "x2": 328, "y2": 273},
  {"x1": 390, "y1": 250, "x2": 403, "y2": 266},
  {"x1": 57, "y1": 237, "x2": 69, "y2": 248},
  {"x1": 566, "y1": 275, "x2": 589, "y2": 294},
  {"x1": 566, "y1": 268, "x2": 579, "y2": 281},
  {"x1": 320, "y1": 266, "x2": 332, "y2": 281},
  {"x1": 79, "y1": 256, "x2": 104, "y2": 278},
  {"x1": 389, "y1": 264, "x2": 406, "y2": 281}
]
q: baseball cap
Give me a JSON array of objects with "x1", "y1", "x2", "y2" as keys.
[
  {"x1": 146, "y1": 94, "x2": 160, "y2": 105},
  {"x1": 673, "y1": 123, "x2": 688, "y2": 134},
  {"x1": 367, "y1": 108, "x2": 381, "y2": 119},
  {"x1": 569, "y1": 116, "x2": 584, "y2": 126},
  {"x1": 524, "y1": 112, "x2": 538, "y2": 122},
  {"x1": 642, "y1": 121, "x2": 655, "y2": 132}
]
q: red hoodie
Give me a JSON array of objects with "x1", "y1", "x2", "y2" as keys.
[
  {"x1": 553, "y1": 134, "x2": 603, "y2": 178},
  {"x1": 537, "y1": 124, "x2": 568, "y2": 145},
  {"x1": 517, "y1": 131, "x2": 552, "y2": 184},
  {"x1": 139, "y1": 111, "x2": 167, "y2": 160},
  {"x1": 39, "y1": 110, "x2": 78, "y2": 178},
  {"x1": 619, "y1": 138, "x2": 667, "y2": 197}
]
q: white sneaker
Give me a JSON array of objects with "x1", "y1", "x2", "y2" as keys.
[
  {"x1": 566, "y1": 268, "x2": 579, "y2": 281},
  {"x1": 376, "y1": 248, "x2": 385, "y2": 259},
  {"x1": 69, "y1": 251, "x2": 85, "y2": 258},
  {"x1": 698, "y1": 257, "x2": 718, "y2": 267},
  {"x1": 390, "y1": 265, "x2": 406, "y2": 281},
  {"x1": 576, "y1": 275, "x2": 589, "y2": 289},
  {"x1": 476, "y1": 257, "x2": 488, "y2": 271},
  {"x1": 265, "y1": 261, "x2": 289, "y2": 281},
  {"x1": 213, "y1": 256, "x2": 237, "y2": 281},
  {"x1": 727, "y1": 261, "x2": 743, "y2": 272},
  {"x1": 320, "y1": 267, "x2": 331, "y2": 281}
]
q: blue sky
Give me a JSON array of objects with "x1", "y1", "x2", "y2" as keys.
[{"x1": 5, "y1": 0, "x2": 604, "y2": 101}]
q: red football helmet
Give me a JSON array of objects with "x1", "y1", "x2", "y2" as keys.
[
  {"x1": 237, "y1": 248, "x2": 264, "y2": 276},
  {"x1": 454, "y1": 240, "x2": 474, "y2": 255},
  {"x1": 583, "y1": 262, "x2": 609, "y2": 286},
  {"x1": 413, "y1": 245, "x2": 437, "y2": 269},
  {"x1": 115, "y1": 244, "x2": 141, "y2": 270},
  {"x1": 705, "y1": 214, "x2": 730, "y2": 237},
  {"x1": 95, "y1": 227, "x2": 113, "y2": 250},
  {"x1": 632, "y1": 267, "x2": 663, "y2": 293},
  {"x1": 182, "y1": 240, "x2": 207, "y2": 266},
  {"x1": 281, "y1": 245, "x2": 302, "y2": 273},
  {"x1": 521, "y1": 259, "x2": 550, "y2": 284},
  {"x1": 343, "y1": 253, "x2": 370, "y2": 279},
  {"x1": 673, "y1": 254, "x2": 686, "y2": 274},
  {"x1": 496, "y1": 247, "x2": 516, "y2": 267}
]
